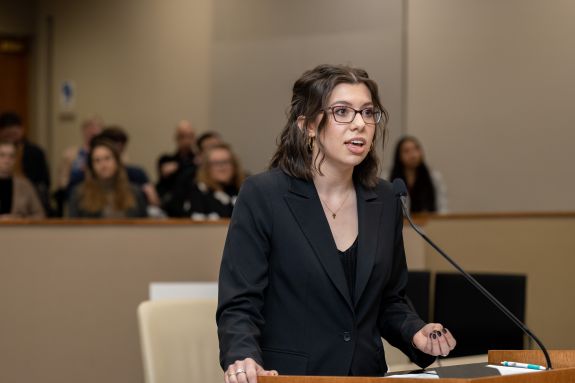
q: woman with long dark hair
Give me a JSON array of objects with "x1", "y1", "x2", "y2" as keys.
[
  {"x1": 389, "y1": 136, "x2": 447, "y2": 213},
  {"x1": 68, "y1": 139, "x2": 147, "y2": 218},
  {"x1": 217, "y1": 65, "x2": 455, "y2": 382}
]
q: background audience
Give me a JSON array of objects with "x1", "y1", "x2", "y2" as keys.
[
  {"x1": 0, "y1": 140, "x2": 45, "y2": 219},
  {"x1": 389, "y1": 135, "x2": 447, "y2": 213},
  {"x1": 0, "y1": 112, "x2": 52, "y2": 215},
  {"x1": 0, "y1": 106, "x2": 252, "y2": 220},
  {"x1": 68, "y1": 139, "x2": 147, "y2": 218},
  {"x1": 0, "y1": 110, "x2": 450, "y2": 220},
  {"x1": 156, "y1": 120, "x2": 198, "y2": 205},
  {"x1": 195, "y1": 131, "x2": 223, "y2": 163},
  {"x1": 55, "y1": 117, "x2": 104, "y2": 215},
  {"x1": 164, "y1": 143, "x2": 244, "y2": 219},
  {"x1": 58, "y1": 117, "x2": 104, "y2": 191},
  {"x1": 68, "y1": 126, "x2": 162, "y2": 211}
]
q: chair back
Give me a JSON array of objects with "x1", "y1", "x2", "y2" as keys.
[
  {"x1": 434, "y1": 272, "x2": 527, "y2": 357},
  {"x1": 138, "y1": 299, "x2": 222, "y2": 383}
]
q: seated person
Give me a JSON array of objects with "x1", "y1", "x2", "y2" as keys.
[
  {"x1": 55, "y1": 116, "x2": 103, "y2": 215},
  {"x1": 0, "y1": 112, "x2": 51, "y2": 215},
  {"x1": 68, "y1": 126, "x2": 161, "y2": 210},
  {"x1": 389, "y1": 135, "x2": 447, "y2": 213},
  {"x1": 156, "y1": 120, "x2": 198, "y2": 204},
  {"x1": 0, "y1": 140, "x2": 45, "y2": 219},
  {"x1": 164, "y1": 143, "x2": 245, "y2": 219},
  {"x1": 195, "y1": 131, "x2": 223, "y2": 164},
  {"x1": 68, "y1": 139, "x2": 147, "y2": 218}
]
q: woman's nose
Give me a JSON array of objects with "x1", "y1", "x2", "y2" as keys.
[{"x1": 350, "y1": 112, "x2": 366, "y2": 131}]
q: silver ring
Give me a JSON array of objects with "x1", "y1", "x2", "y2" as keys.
[{"x1": 236, "y1": 368, "x2": 246, "y2": 375}]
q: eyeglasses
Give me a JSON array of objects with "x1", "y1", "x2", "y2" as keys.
[{"x1": 325, "y1": 105, "x2": 382, "y2": 125}]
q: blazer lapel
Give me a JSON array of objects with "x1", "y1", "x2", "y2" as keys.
[
  {"x1": 284, "y1": 177, "x2": 354, "y2": 310},
  {"x1": 354, "y1": 184, "x2": 383, "y2": 307}
]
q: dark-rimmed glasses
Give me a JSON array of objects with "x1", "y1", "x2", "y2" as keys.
[{"x1": 325, "y1": 105, "x2": 382, "y2": 125}]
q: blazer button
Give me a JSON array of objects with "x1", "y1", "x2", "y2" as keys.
[{"x1": 343, "y1": 332, "x2": 352, "y2": 342}]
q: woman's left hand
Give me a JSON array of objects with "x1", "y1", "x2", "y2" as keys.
[{"x1": 412, "y1": 323, "x2": 456, "y2": 357}]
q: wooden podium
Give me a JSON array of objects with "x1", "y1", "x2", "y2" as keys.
[{"x1": 259, "y1": 350, "x2": 575, "y2": 383}]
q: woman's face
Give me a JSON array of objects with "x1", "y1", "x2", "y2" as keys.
[
  {"x1": 0, "y1": 144, "x2": 16, "y2": 177},
  {"x1": 310, "y1": 83, "x2": 377, "y2": 173},
  {"x1": 91, "y1": 146, "x2": 119, "y2": 180},
  {"x1": 207, "y1": 148, "x2": 234, "y2": 184},
  {"x1": 400, "y1": 139, "x2": 423, "y2": 169}
]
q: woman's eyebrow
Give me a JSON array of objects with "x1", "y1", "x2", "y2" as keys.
[{"x1": 330, "y1": 100, "x2": 374, "y2": 107}]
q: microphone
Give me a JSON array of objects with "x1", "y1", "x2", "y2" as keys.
[{"x1": 392, "y1": 178, "x2": 553, "y2": 370}]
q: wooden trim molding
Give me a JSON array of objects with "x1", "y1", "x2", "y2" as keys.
[
  {"x1": 0, "y1": 218, "x2": 231, "y2": 226},
  {"x1": 0, "y1": 211, "x2": 574, "y2": 226}
]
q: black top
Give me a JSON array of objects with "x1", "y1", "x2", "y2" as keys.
[
  {"x1": 156, "y1": 151, "x2": 197, "y2": 204},
  {"x1": 338, "y1": 237, "x2": 358, "y2": 304},
  {"x1": 21, "y1": 140, "x2": 51, "y2": 214},
  {"x1": 0, "y1": 178, "x2": 13, "y2": 214},
  {"x1": 164, "y1": 181, "x2": 238, "y2": 219}
]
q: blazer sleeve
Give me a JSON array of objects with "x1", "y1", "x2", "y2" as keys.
[
  {"x1": 216, "y1": 176, "x2": 273, "y2": 370},
  {"x1": 377, "y1": 198, "x2": 436, "y2": 368}
]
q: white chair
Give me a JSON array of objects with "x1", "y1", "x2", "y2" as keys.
[{"x1": 138, "y1": 299, "x2": 222, "y2": 383}]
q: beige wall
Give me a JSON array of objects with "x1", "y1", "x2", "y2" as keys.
[
  {"x1": 16, "y1": 0, "x2": 575, "y2": 210},
  {"x1": 211, "y1": 0, "x2": 406, "y2": 173},
  {"x1": 36, "y1": 0, "x2": 214, "y2": 182},
  {"x1": 406, "y1": 0, "x2": 575, "y2": 212},
  {"x1": 34, "y1": 0, "x2": 404, "y2": 183},
  {"x1": 0, "y1": 222, "x2": 228, "y2": 383}
]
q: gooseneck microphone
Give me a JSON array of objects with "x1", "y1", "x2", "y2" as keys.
[{"x1": 392, "y1": 178, "x2": 553, "y2": 370}]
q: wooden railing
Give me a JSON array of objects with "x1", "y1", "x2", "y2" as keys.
[{"x1": 1, "y1": 211, "x2": 574, "y2": 226}]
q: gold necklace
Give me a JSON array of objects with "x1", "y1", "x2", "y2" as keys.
[{"x1": 320, "y1": 188, "x2": 353, "y2": 219}]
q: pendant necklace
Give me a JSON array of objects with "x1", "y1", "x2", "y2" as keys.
[{"x1": 320, "y1": 188, "x2": 353, "y2": 219}]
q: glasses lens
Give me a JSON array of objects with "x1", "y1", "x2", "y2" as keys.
[
  {"x1": 331, "y1": 106, "x2": 382, "y2": 124},
  {"x1": 332, "y1": 106, "x2": 354, "y2": 123},
  {"x1": 361, "y1": 108, "x2": 382, "y2": 124}
]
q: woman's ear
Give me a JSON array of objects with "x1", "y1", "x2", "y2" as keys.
[{"x1": 298, "y1": 116, "x2": 316, "y2": 138}]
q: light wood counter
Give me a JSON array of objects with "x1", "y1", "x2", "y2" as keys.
[{"x1": 0, "y1": 212, "x2": 573, "y2": 383}]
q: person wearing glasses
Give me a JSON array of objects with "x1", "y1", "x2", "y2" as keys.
[
  {"x1": 217, "y1": 65, "x2": 456, "y2": 382},
  {"x1": 163, "y1": 143, "x2": 245, "y2": 219}
]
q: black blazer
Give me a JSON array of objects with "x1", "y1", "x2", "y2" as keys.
[{"x1": 217, "y1": 169, "x2": 435, "y2": 376}]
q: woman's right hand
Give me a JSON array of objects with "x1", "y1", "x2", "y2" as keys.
[{"x1": 224, "y1": 358, "x2": 278, "y2": 383}]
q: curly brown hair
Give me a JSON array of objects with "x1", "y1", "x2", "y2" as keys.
[{"x1": 270, "y1": 64, "x2": 389, "y2": 188}]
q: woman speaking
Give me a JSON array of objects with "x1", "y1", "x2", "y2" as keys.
[{"x1": 216, "y1": 64, "x2": 456, "y2": 382}]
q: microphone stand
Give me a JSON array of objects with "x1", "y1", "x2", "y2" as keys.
[{"x1": 399, "y1": 196, "x2": 553, "y2": 370}]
